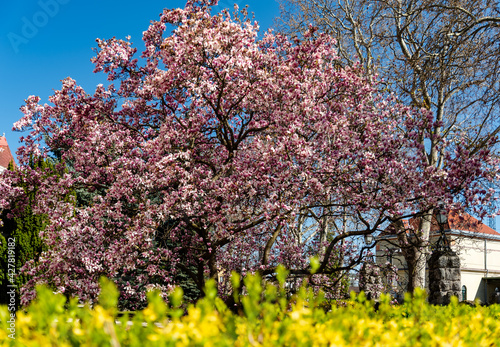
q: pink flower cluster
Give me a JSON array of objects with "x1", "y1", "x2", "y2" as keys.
[{"x1": 3, "y1": 1, "x2": 497, "y2": 308}]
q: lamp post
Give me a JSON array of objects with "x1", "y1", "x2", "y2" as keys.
[
  {"x1": 435, "y1": 203, "x2": 451, "y2": 252},
  {"x1": 428, "y1": 200, "x2": 461, "y2": 305},
  {"x1": 360, "y1": 233, "x2": 380, "y2": 300},
  {"x1": 364, "y1": 233, "x2": 375, "y2": 262}
]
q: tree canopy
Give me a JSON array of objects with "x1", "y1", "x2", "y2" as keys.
[
  {"x1": 277, "y1": 0, "x2": 500, "y2": 290},
  {"x1": 0, "y1": 0, "x2": 497, "y2": 308}
]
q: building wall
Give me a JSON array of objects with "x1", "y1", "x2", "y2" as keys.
[
  {"x1": 455, "y1": 235, "x2": 500, "y2": 302},
  {"x1": 456, "y1": 235, "x2": 500, "y2": 272},
  {"x1": 376, "y1": 232, "x2": 500, "y2": 303}
]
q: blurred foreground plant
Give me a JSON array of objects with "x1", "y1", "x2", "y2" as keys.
[{"x1": 1, "y1": 269, "x2": 500, "y2": 346}]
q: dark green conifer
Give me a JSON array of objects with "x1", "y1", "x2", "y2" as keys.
[{"x1": 0, "y1": 160, "x2": 48, "y2": 306}]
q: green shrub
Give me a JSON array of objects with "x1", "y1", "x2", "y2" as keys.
[{"x1": 1, "y1": 269, "x2": 500, "y2": 346}]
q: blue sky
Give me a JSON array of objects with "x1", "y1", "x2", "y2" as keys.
[{"x1": 0, "y1": 0, "x2": 281, "y2": 159}]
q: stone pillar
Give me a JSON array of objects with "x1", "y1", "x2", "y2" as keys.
[
  {"x1": 428, "y1": 250, "x2": 461, "y2": 305},
  {"x1": 359, "y1": 262, "x2": 382, "y2": 301}
]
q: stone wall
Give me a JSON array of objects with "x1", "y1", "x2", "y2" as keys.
[{"x1": 428, "y1": 251, "x2": 461, "y2": 305}]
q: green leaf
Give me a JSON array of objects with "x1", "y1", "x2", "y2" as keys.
[{"x1": 98, "y1": 277, "x2": 119, "y2": 314}]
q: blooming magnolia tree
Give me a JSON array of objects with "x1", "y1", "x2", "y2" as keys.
[{"x1": 3, "y1": 0, "x2": 497, "y2": 308}]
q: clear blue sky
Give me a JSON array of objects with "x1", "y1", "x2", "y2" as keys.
[{"x1": 0, "y1": 0, "x2": 281, "y2": 160}]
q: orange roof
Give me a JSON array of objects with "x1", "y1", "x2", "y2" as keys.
[
  {"x1": 383, "y1": 211, "x2": 500, "y2": 238},
  {"x1": 0, "y1": 135, "x2": 16, "y2": 170},
  {"x1": 444, "y1": 212, "x2": 499, "y2": 236}
]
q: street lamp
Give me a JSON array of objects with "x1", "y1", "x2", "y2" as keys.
[
  {"x1": 364, "y1": 233, "x2": 374, "y2": 245},
  {"x1": 436, "y1": 206, "x2": 448, "y2": 225},
  {"x1": 435, "y1": 202, "x2": 451, "y2": 252},
  {"x1": 364, "y1": 234, "x2": 375, "y2": 263}
]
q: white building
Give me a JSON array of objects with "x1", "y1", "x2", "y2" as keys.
[{"x1": 377, "y1": 212, "x2": 500, "y2": 304}]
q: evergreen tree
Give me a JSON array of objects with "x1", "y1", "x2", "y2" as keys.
[
  {"x1": 0, "y1": 160, "x2": 48, "y2": 306},
  {"x1": 156, "y1": 219, "x2": 201, "y2": 303}
]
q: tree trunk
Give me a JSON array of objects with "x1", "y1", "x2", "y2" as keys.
[
  {"x1": 397, "y1": 212, "x2": 431, "y2": 292},
  {"x1": 398, "y1": 226, "x2": 418, "y2": 293},
  {"x1": 412, "y1": 211, "x2": 432, "y2": 290}
]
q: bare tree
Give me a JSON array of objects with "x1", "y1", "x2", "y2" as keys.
[{"x1": 276, "y1": 0, "x2": 500, "y2": 291}]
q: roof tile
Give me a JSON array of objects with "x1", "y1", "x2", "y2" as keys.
[{"x1": 0, "y1": 136, "x2": 16, "y2": 170}]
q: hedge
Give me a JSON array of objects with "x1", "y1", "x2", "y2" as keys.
[{"x1": 1, "y1": 269, "x2": 499, "y2": 346}]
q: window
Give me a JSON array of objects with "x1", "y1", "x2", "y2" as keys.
[{"x1": 462, "y1": 285, "x2": 467, "y2": 301}]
